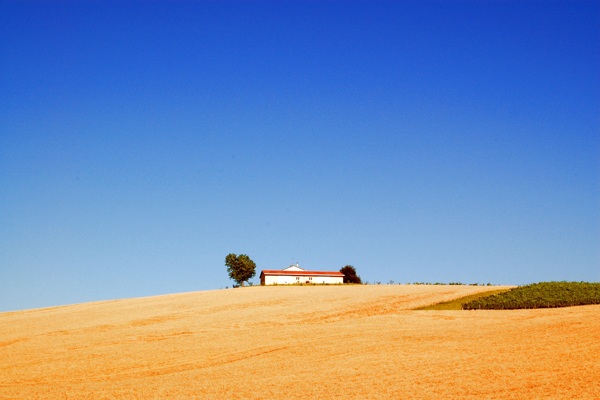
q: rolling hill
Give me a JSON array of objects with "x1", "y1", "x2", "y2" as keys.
[{"x1": 1, "y1": 285, "x2": 598, "y2": 399}]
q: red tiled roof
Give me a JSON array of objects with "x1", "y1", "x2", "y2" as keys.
[{"x1": 260, "y1": 270, "x2": 344, "y2": 277}]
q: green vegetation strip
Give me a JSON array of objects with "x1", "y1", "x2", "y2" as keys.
[
  {"x1": 462, "y1": 281, "x2": 600, "y2": 310},
  {"x1": 417, "y1": 289, "x2": 510, "y2": 310}
]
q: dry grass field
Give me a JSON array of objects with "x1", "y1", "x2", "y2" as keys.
[{"x1": 1, "y1": 285, "x2": 599, "y2": 399}]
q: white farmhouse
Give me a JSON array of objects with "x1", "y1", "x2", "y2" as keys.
[{"x1": 260, "y1": 264, "x2": 344, "y2": 285}]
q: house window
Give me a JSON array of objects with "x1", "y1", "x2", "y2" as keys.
[{"x1": 296, "y1": 276, "x2": 299, "y2": 281}]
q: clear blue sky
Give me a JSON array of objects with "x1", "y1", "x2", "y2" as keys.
[{"x1": 1, "y1": 1, "x2": 598, "y2": 312}]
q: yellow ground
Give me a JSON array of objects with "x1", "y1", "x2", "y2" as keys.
[{"x1": 1, "y1": 285, "x2": 598, "y2": 399}]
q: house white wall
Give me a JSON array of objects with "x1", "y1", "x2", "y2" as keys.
[
  {"x1": 263, "y1": 274, "x2": 343, "y2": 285},
  {"x1": 314, "y1": 276, "x2": 343, "y2": 284}
]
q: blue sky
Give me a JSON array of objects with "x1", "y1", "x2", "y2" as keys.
[{"x1": 1, "y1": 1, "x2": 598, "y2": 312}]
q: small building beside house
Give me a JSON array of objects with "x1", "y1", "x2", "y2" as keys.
[{"x1": 260, "y1": 264, "x2": 344, "y2": 285}]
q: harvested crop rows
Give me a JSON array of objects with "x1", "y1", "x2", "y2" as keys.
[{"x1": 1, "y1": 285, "x2": 598, "y2": 399}]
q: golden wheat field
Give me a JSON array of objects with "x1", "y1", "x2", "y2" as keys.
[{"x1": 1, "y1": 285, "x2": 599, "y2": 399}]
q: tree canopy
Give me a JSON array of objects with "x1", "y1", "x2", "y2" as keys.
[
  {"x1": 225, "y1": 253, "x2": 256, "y2": 287},
  {"x1": 340, "y1": 265, "x2": 362, "y2": 284}
]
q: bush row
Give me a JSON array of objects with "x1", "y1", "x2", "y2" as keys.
[{"x1": 461, "y1": 281, "x2": 600, "y2": 310}]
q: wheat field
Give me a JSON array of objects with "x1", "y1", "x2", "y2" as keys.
[{"x1": 1, "y1": 285, "x2": 598, "y2": 399}]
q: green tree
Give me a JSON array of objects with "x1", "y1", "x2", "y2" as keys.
[
  {"x1": 340, "y1": 265, "x2": 362, "y2": 284},
  {"x1": 225, "y1": 253, "x2": 256, "y2": 287}
]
